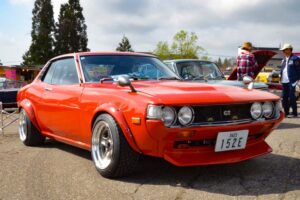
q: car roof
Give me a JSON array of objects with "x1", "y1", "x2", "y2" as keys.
[
  {"x1": 51, "y1": 51, "x2": 156, "y2": 61},
  {"x1": 164, "y1": 59, "x2": 214, "y2": 63}
]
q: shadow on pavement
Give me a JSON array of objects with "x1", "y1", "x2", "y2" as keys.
[
  {"x1": 277, "y1": 122, "x2": 300, "y2": 130},
  {"x1": 41, "y1": 139, "x2": 300, "y2": 196},
  {"x1": 42, "y1": 139, "x2": 91, "y2": 160},
  {"x1": 123, "y1": 154, "x2": 300, "y2": 196}
]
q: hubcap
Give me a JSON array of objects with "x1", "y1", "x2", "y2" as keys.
[
  {"x1": 92, "y1": 121, "x2": 114, "y2": 170},
  {"x1": 19, "y1": 110, "x2": 27, "y2": 142}
]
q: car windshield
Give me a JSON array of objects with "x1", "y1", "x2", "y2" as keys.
[
  {"x1": 176, "y1": 61, "x2": 224, "y2": 80},
  {"x1": 80, "y1": 55, "x2": 179, "y2": 82}
]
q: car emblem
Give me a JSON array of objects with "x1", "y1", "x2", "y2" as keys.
[
  {"x1": 207, "y1": 117, "x2": 214, "y2": 122},
  {"x1": 223, "y1": 110, "x2": 231, "y2": 116}
]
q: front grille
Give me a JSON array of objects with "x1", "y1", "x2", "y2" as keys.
[
  {"x1": 193, "y1": 104, "x2": 252, "y2": 124},
  {"x1": 173, "y1": 104, "x2": 252, "y2": 126}
]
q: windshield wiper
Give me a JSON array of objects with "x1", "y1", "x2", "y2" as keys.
[
  {"x1": 100, "y1": 77, "x2": 114, "y2": 83},
  {"x1": 192, "y1": 75, "x2": 204, "y2": 80},
  {"x1": 158, "y1": 76, "x2": 180, "y2": 80}
]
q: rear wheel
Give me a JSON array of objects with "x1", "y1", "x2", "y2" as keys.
[
  {"x1": 19, "y1": 109, "x2": 45, "y2": 146},
  {"x1": 91, "y1": 114, "x2": 139, "y2": 178}
]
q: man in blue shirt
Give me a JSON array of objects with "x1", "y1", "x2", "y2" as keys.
[{"x1": 280, "y1": 43, "x2": 300, "y2": 118}]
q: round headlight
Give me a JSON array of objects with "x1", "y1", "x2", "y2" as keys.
[
  {"x1": 178, "y1": 106, "x2": 194, "y2": 126},
  {"x1": 161, "y1": 106, "x2": 176, "y2": 127},
  {"x1": 262, "y1": 102, "x2": 274, "y2": 118},
  {"x1": 250, "y1": 102, "x2": 263, "y2": 119}
]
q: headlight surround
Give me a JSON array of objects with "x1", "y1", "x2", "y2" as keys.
[
  {"x1": 178, "y1": 106, "x2": 194, "y2": 125},
  {"x1": 250, "y1": 102, "x2": 263, "y2": 119},
  {"x1": 262, "y1": 102, "x2": 274, "y2": 118},
  {"x1": 161, "y1": 106, "x2": 176, "y2": 127}
]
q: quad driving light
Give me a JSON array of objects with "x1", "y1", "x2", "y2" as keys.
[
  {"x1": 178, "y1": 106, "x2": 194, "y2": 125},
  {"x1": 262, "y1": 102, "x2": 274, "y2": 118},
  {"x1": 161, "y1": 106, "x2": 176, "y2": 126},
  {"x1": 250, "y1": 102, "x2": 263, "y2": 119}
]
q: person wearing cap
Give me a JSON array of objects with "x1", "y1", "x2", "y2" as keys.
[
  {"x1": 236, "y1": 42, "x2": 258, "y2": 80},
  {"x1": 280, "y1": 43, "x2": 300, "y2": 118}
]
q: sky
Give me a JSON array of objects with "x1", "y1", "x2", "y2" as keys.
[{"x1": 0, "y1": 0, "x2": 300, "y2": 65}]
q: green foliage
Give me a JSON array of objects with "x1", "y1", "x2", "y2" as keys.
[
  {"x1": 116, "y1": 36, "x2": 134, "y2": 52},
  {"x1": 22, "y1": 0, "x2": 55, "y2": 65},
  {"x1": 54, "y1": 0, "x2": 89, "y2": 55},
  {"x1": 153, "y1": 30, "x2": 206, "y2": 60},
  {"x1": 153, "y1": 41, "x2": 171, "y2": 60},
  {"x1": 217, "y1": 57, "x2": 222, "y2": 67}
]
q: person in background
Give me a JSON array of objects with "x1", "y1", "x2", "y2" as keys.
[
  {"x1": 280, "y1": 43, "x2": 300, "y2": 118},
  {"x1": 236, "y1": 42, "x2": 258, "y2": 80}
]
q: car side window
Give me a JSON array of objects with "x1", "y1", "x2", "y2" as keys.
[
  {"x1": 42, "y1": 58, "x2": 79, "y2": 85},
  {"x1": 43, "y1": 62, "x2": 56, "y2": 84}
]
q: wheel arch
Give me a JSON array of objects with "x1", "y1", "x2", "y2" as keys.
[
  {"x1": 92, "y1": 103, "x2": 142, "y2": 154},
  {"x1": 18, "y1": 99, "x2": 41, "y2": 132}
]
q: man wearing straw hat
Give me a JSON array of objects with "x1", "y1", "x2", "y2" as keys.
[
  {"x1": 280, "y1": 43, "x2": 300, "y2": 118},
  {"x1": 236, "y1": 42, "x2": 258, "y2": 80}
]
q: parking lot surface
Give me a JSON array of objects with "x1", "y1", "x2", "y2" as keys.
[{"x1": 0, "y1": 108, "x2": 300, "y2": 200}]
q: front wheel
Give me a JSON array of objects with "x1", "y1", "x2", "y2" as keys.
[{"x1": 91, "y1": 114, "x2": 139, "y2": 178}]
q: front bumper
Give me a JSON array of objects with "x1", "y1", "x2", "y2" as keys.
[{"x1": 142, "y1": 112, "x2": 284, "y2": 166}]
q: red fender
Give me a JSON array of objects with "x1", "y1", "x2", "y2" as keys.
[{"x1": 93, "y1": 103, "x2": 142, "y2": 154}]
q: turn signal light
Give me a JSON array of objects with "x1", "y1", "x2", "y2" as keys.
[{"x1": 176, "y1": 130, "x2": 195, "y2": 138}]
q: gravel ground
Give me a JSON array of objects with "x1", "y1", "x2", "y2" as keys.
[{"x1": 0, "y1": 108, "x2": 300, "y2": 200}]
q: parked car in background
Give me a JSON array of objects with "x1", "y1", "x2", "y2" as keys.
[
  {"x1": 0, "y1": 78, "x2": 26, "y2": 109},
  {"x1": 18, "y1": 52, "x2": 284, "y2": 178},
  {"x1": 255, "y1": 66, "x2": 281, "y2": 84},
  {"x1": 164, "y1": 59, "x2": 269, "y2": 90}
]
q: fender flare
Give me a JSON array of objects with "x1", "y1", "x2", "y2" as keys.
[
  {"x1": 19, "y1": 99, "x2": 41, "y2": 131},
  {"x1": 93, "y1": 103, "x2": 142, "y2": 154}
]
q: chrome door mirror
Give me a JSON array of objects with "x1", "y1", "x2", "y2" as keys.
[{"x1": 118, "y1": 75, "x2": 137, "y2": 92}]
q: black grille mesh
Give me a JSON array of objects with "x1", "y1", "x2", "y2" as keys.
[{"x1": 174, "y1": 104, "x2": 252, "y2": 126}]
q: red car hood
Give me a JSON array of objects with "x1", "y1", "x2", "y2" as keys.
[
  {"x1": 227, "y1": 50, "x2": 277, "y2": 80},
  {"x1": 131, "y1": 81, "x2": 280, "y2": 105}
]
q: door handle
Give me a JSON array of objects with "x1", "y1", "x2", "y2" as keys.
[{"x1": 44, "y1": 87, "x2": 53, "y2": 91}]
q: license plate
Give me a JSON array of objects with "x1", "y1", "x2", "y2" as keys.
[{"x1": 215, "y1": 130, "x2": 249, "y2": 152}]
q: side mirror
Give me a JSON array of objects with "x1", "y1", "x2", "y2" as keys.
[
  {"x1": 243, "y1": 76, "x2": 254, "y2": 90},
  {"x1": 118, "y1": 75, "x2": 137, "y2": 92}
]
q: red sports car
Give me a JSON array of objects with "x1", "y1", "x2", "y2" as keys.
[{"x1": 17, "y1": 52, "x2": 284, "y2": 178}]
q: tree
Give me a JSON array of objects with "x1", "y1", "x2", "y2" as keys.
[
  {"x1": 54, "y1": 0, "x2": 89, "y2": 55},
  {"x1": 171, "y1": 30, "x2": 203, "y2": 59},
  {"x1": 153, "y1": 30, "x2": 206, "y2": 60},
  {"x1": 116, "y1": 35, "x2": 134, "y2": 52},
  {"x1": 153, "y1": 41, "x2": 171, "y2": 60},
  {"x1": 22, "y1": 0, "x2": 55, "y2": 65},
  {"x1": 223, "y1": 58, "x2": 230, "y2": 68},
  {"x1": 217, "y1": 57, "x2": 222, "y2": 67}
]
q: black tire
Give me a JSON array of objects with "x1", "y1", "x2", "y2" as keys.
[
  {"x1": 18, "y1": 109, "x2": 45, "y2": 146},
  {"x1": 91, "y1": 114, "x2": 140, "y2": 178}
]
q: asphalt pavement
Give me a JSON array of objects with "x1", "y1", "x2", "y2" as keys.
[{"x1": 0, "y1": 107, "x2": 300, "y2": 200}]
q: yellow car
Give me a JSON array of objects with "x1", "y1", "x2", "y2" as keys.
[{"x1": 255, "y1": 67, "x2": 280, "y2": 83}]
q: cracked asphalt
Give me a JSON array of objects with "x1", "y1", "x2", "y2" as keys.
[{"x1": 0, "y1": 109, "x2": 300, "y2": 200}]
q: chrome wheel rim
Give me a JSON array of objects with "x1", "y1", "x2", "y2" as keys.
[
  {"x1": 19, "y1": 110, "x2": 27, "y2": 142},
  {"x1": 92, "y1": 121, "x2": 114, "y2": 170}
]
